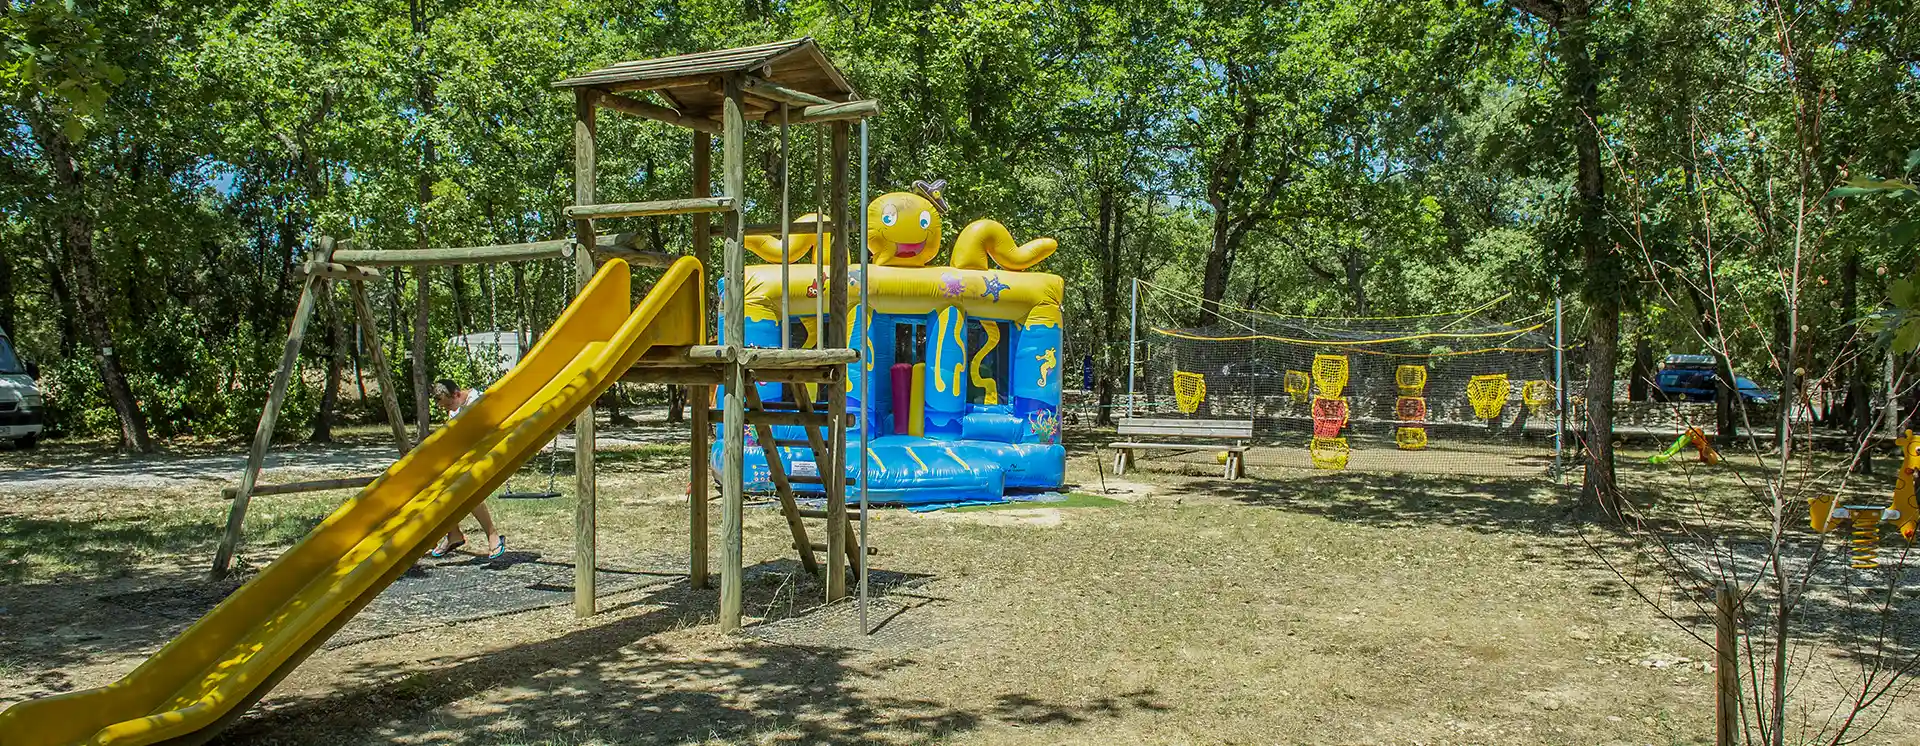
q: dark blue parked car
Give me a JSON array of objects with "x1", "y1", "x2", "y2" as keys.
[{"x1": 1655, "y1": 354, "x2": 1776, "y2": 404}]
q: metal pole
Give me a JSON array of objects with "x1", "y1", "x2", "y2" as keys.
[
  {"x1": 1554, "y1": 292, "x2": 1566, "y2": 480},
  {"x1": 857, "y1": 119, "x2": 872, "y2": 635},
  {"x1": 813, "y1": 130, "x2": 825, "y2": 346},
  {"x1": 779, "y1": 104, "x2": 790, "y2": 349},
  {"x1": 1127, "y1": 277, "x2": 1140, "y2": 419}
]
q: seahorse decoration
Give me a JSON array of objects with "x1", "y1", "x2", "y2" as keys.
[
  {"x1": 865, "y1": 179, "x2": 1058, "y2": 269},
  {"x1": 1036, "y1": 349, "x2": 1057, "y2": 387}
]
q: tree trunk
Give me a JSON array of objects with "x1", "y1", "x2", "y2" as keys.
[
  {"x1": 412, "y1": 265, "x2": 431, "y2": 438},
  {"x1": 450, "y1": 264, "x2": 469, "y2": 336},
  {"x1": 1345, "y1": 242, "x2": 1369, "y2": 316},
  {"x1": 409, "y1": 0, "x2": 437, "y2": 437},
  {"x1": 1629, "y1": 328, "x2": 1655, "y2": 401},
  {"x1": 388, "y1": 268, "x2": 406, "y2": 424},
  {"x1": 310, "y1": 285, "x2": 347, "y2": 443},
  {"x1": 353, "y1": 325, "x2": 368, "y2": 402},
  {"x1": 1841, "y1": 248, "x2": 1871, "y2": 470},
  {"x1": 40, "y1": 231, "x2": 79, "y2": 357},
  {"x1": 1095, "y1": 184, "x2": 1121, "y2": 426},
  {"x1": 512, "y1": 260, "x2": 531, "y2": 354},
  {"x1": 1199, "y1": 209, "x2": 1233, "y2": 324},
  {"x1": 1559, "y1": 2, "x2": 1620, "y2": 515},
  {"x1": 29, "y1": 109, "x2": 153, "y2": 452},
  {"x1": 1583, "y1": 308, "x2": 1620, "y2": 511},
  {"x1": 0, "y1": 241, "x2": 15, "y2": 336}
]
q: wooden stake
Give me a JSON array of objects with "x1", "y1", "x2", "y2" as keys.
[
  {"x1": 349, "y1": 280, "x2": 413, "y2": 454},
  {"x1": 825, "y1": 121, "x2": 851, "y2": 602},
  {"x1": 1715, "y1": 582, "x2": 1741, "y2": 746},
  {"x1": 212, "y1": 274, "x2": 322, "y2": 578},
  {"x1": 572, "y1": 88, "x2": 600, "y2": 618},
  {"x1": 719, "y1": 76, "x2": 748, "y2": 633},
  {"x1": 689, "y1": 128, "x2": 712, "y2": 590}
]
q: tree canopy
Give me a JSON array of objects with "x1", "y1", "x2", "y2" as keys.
[{"x1": 3, "y1": 0, "x2": 1913, "y2": 462}]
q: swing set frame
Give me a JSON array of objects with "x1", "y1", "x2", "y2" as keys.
[{"x1": 213, "y1": 39, "x2": 883, "y2": 636}]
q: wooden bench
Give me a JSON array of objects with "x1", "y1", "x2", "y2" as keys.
[{"x1": 1108, "y1": 417, "x2": 1255, "y2": 479}]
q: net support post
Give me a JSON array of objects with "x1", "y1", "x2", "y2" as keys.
[{"x1": 1553, "y1": 292, "x2": 1566, "y2": 482}]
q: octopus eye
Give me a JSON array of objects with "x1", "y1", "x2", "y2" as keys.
[
  {"x1": 918, "y1": 211, "x2": 932, "y2": 229},
  {"x1": 881, "y1": 212, "x2": 896, "y2": 226}
]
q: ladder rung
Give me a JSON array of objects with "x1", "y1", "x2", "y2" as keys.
[
  {"x1": 564, "y1": 197, "x2": 734, "y2": 220},
  {"x1": 810, "y1": 542, "x2": 879, "y2": 556},
  {"x1": 771, "y1": 438, "x2": 819, "y2": 447},
  {"x1": 795, "y1": 508, "x2": 830, "y2": 519}
]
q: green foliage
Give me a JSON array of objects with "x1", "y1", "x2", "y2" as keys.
[
  {"x1": 0, "y1": 0, "x2": 1913, "y2": 441},
  {"x1": 0, "y1": 1, "x2": 125, "y2": 140},
  {"x1": 1835, "y1": 154, "x2": 1920, "y2": 353}
]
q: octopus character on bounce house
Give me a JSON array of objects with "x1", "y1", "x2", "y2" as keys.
[{"x1": 717, "y1": 179, "x2": 1066, "y2": 506}]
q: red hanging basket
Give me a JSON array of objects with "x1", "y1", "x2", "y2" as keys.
[{"x1": 1311, "y1": 397, "x2": 1348, "y2": 438}]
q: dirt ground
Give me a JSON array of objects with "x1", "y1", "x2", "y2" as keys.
[{"x1": 3, "y1": 420, "x2": 1917, "y2": 745}]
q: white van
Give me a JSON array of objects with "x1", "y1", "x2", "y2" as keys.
[{"x1": 0, "y1": 325, "x2": 46, "y2": 448}]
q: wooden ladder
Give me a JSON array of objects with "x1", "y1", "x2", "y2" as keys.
[{"x1": 737, "y1": 372, "x2": 869, "y2": 580}]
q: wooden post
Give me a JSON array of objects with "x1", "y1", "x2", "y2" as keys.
[
  {"x1": 349, "y1": 279, "x2": 413, "y2": 454},
  {"x1": 719, "y1": 76, "x2": 748, "y2": 633},
  {"x1": 824, "y1": 122, "x2": 851, "y2": 602},
  {"x1": 689, "y1": 129, "x2": 713, "y2": 590},
  {"x1": 212, "y1": 272, "x2": 323, "y2": 578},
  {"x1": 572, "y1": 88, "x2": 600, "y2": 618},
  {"x1": 1715, "y1": 582, "x2": 1741, "y2": 746}
]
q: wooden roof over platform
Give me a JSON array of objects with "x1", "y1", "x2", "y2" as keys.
[{"x1": 553, "y1": 38, "x2": 858, "y2": 121}]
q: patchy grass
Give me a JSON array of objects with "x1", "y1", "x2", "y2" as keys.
[{"x1": 2, "y1": 421, "x2": 1914, "y2": 744}]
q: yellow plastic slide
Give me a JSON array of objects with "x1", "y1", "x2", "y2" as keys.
[{"x1": 0, "y1": 257, "x2": 704, "y2": 746}]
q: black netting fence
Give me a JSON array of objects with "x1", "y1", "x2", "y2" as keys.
[{"x1": 1129, "y1": 286, "x2": 1563, "y2": 476}]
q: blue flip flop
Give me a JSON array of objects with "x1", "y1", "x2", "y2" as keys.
[
  {"x1": 488, "y1": 535, "x2": 508, "y2": 560},
  {"x1": 429, "y1": 537, "x2": 465, "y2": 558}
]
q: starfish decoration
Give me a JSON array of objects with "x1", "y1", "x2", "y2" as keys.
[{"x1": 981, "y1": 273, "x2": 1010, "y2": 302}]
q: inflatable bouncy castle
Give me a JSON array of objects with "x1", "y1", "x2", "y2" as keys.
[{"x1": 712, "y1": 181, "x2": 1065, "y2": 505}]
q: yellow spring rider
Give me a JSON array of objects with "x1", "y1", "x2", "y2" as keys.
[{"x1": 1808, "y1": 431, "x2": 1920, "y2": 569}]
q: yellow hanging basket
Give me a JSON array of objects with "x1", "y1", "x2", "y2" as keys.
[
  {"x1": 1312, "y1": 354, "x2": 1349, "y2": 397},
  {"x1": 1396, "y1": 427, "x2": 1429, "y2": 450},
  {"x1": 1173, "y1": 370, "x2": 1207, "y2": 414},
  {"x1": 1395, "y1": 364, "x2": 1427, "y2": 394},
  {"x1": 1521, "y1": 379, "x2": 1554, "y2": 414},
  {"x1": 1467, "y1": 374, "x2": 1510, "y2": 419},
  {"x1": 1284, "y1": 370, "x2": 1311, "y2": 403},
  {"x1": 1309, "y1": 436, "x2": 1350, "y2": 470}
]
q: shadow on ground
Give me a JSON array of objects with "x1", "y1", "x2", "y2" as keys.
[
  {"x1": 213, "y1": 562, "x2": 1160, "y2": 745},
  {"x1": 1186, "y1": 468, "x2": 1574, "y2": 538}
]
